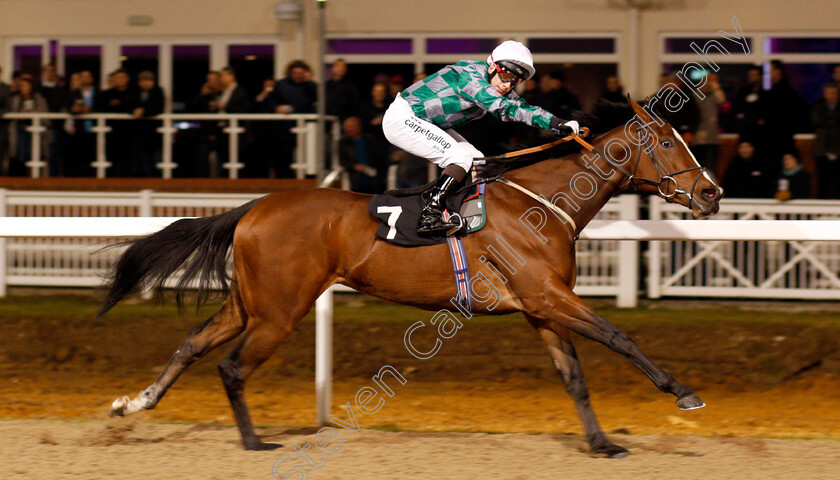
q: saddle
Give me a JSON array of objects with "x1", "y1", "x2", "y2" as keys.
[{"x1": 368, "y1": 181, "x2": 487, "y2": 247}]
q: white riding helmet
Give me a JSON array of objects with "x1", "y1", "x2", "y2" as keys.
[{"x1": 487, "y1": 40, "x2": 536, "y2": 81}]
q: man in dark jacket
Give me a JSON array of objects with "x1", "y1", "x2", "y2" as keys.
[
  {"x1": 765, "y1": 60, "x2": 808, "y2": 168},
  {"x1": 0, "y1": 66, "x2": 11, "y2": 175},
  {"x1": 326, "y1": 59, "x2": 360, "y2": 121},
  {"x1": 214, "y1": 66, "x2": 251, "y2": 178},
  {"x1": 101, "y1": 69, "x2": 134, "y2": 176},
  {"x1": 812, "y1": 83, "x2": 840, "y2": 198},
  {"x1": 339, "y1": 116, "x2": 387, "y2": 193},
  {"x1": 730, "y1": 65, "x2": 767, "y2": 144},
  {"x1": 269, "y1": 60, "x2": 317, "y2": 177},
  {"x1": 130, "y1": 71, "x2": 165, "y2": 177},
  {"x1": 536, "y1": 69, "x2": 581, "y2": 119}
]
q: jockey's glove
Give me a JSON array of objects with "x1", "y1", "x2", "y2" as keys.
[{"x1": 548, "y1": 117, "x2": 581, "y2": 137}]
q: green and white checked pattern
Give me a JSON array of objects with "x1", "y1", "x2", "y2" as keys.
[{"x1": 401, "y1": 60, "x2": 557, "y2": 130}]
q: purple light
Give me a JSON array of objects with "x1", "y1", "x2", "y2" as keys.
[{"x1": 229, "y1": 44, "x2": 275, "y2": 57}]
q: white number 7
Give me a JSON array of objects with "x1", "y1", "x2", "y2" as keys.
[{"x1": 377, "y1": 206, "x2": 403, "y2": 240}]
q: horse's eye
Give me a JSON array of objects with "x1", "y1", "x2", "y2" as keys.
[{"x1": 661, "y1": 140, "x2": 673, "y2": 148}]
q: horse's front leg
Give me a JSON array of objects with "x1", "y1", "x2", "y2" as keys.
[
  {"x1": 520, "y1": 281, "x2": 704, "y2": 410},
  {"x1": 526, "y1": 316, "x2": 629, "y2": 458}
]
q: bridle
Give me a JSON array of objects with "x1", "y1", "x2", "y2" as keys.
[{"x1": 572, "y1": 120, "x2": 714, "y2": 210}]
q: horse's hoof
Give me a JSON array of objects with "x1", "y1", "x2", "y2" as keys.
[
  {"x1": 676, "y1": 393, "x2": 706, "y2": 410},
  {"x1": 109, "y1": 395, "x2": 130, "y2": 417},
  {"x1": 245, "y1": 441, "x2": 283, "y2": 451},
  {"x1": 591, "y1": 443, "x2": 630, "y2": 459}
]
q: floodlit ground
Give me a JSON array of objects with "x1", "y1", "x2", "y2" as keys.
[{"x1": 1, "y1": 294, "x2": 839, "y2": 479}]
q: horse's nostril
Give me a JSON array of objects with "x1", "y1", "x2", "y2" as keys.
[{"x1": 702, "y1": 188, "x2": 717, "y2": 199}]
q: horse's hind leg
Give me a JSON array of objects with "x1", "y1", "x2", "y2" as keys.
[
  {"x1": 526, "y1": 316, "x2": 628, "y2": 458},
  {"x1": 217, "y1": 318, "x2": 299, "y2": 451},
  {"x1": 109, "y1": 281, "x2": 247, "y2": 417},
  {"x1": 523, "y1": 281, "x2": 704, "y2": 410}
]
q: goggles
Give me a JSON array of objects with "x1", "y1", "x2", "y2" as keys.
[{"x1": 495, "y1": 65, "x2": 523, "y2": 85}]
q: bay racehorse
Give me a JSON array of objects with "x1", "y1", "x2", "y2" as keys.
[{"x1": 102, "y1": 99, "x2": 721, "y2": 457}]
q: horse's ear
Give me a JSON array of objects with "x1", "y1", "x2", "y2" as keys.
[{"x1": 627, "y1": 94, "x2": 653, "y2": 122}]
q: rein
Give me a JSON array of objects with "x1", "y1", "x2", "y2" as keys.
[
  {"x1": 570, "y1": 123, "x2": 709, "y2": 210},
  {"x1": 476, "y1": 127, "x2": 591, "y2": 161}
]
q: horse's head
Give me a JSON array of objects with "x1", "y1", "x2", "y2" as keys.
[{"x1": 619, "y1": 98, "x2": 722, "y2": 218}]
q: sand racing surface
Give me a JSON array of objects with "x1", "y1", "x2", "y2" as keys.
[{"x1": 1, "y1": 295, "x2": 839, "y2": 479}]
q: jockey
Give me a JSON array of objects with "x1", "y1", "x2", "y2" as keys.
[{"x1": 382, "y1": 40, "x2": 582, "y2": 237}]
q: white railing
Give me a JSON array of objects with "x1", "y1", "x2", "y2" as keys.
[
  {"x1": 3, "y1": 190, "x2": 840, "y2": 304},
  {"x1": 648, "y1": 197, "x2": 840, "y2": 299},
  {"x1": 0, "y1": 189, "x2": 636, "y2": 303},
  {"x1": 1, "y1": 112, "x2": 340, "y2": 179}
]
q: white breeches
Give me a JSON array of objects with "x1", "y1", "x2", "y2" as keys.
[{"x1": 382, "y1": 95, "x2": 483, "y2": 172}]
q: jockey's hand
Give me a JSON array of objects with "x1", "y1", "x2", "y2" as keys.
[{"x1": 549, "y1": 118, "x2": 581, "y2": 137}]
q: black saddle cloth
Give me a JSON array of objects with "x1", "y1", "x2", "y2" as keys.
[{"x1": 368, "y1": 184, "x2": 476, "y2": 247}]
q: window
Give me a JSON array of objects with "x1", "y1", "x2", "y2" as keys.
[
  {"x1": 529, "y1": 38, "x2": 616, "y2": 54},
  {"x1": 64, "y1": 45, "x2": 102, "y2": 85},
  {"x1": 172, "y1": 45, "x2": 210, "y2": 112},
  {"x1": 766, "y1": 37, "x2": 840, "y2": 54},
  {"x1": 426, "y1": 38, "x2": 500, "y2": 54},
  {"x1": 228, "y1": 44, "x2": 275, "y2": 98},
  {"x1": 121, "y1": 45, "x2": 159, "y2": 88},
  {"x1": 13, "y1": 45, "x2": 43, "y2": 78}
]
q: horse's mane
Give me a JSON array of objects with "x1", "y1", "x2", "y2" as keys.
[{"x1": 480, "y1": 99, "x2": 642, "y2": 178}]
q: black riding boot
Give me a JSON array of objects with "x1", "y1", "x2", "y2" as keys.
[{"x1": 417, "y1": 174, "x2": 462, "y2": 237}]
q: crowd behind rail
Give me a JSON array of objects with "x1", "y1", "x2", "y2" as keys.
[{"x1": 1, "y1": 59, "x2": 839, "y2": 199}]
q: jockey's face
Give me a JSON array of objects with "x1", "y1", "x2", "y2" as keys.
[{"x1": 489, "y1": 71, "x2": 514, "y2": 96}]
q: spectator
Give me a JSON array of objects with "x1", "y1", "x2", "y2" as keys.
[
  {"x1": 412, "y1": 72, "x2": 428, "y2": 83},
  {"x1": 214, "y1": 66, "x2": 251, "y2": 177},
  {"x1": 101, "y1": 69, "x2": 134, "y2": 176},
  {"x1": 359, "y1": 82, "x2": 389, "y2": 140},
  {"x1": 600, "y1": 75, "x2": 627, "y2": 104},
  {"x1": 39, "y1": 64, "x2": 67, "y2": 112},
  {"x1": 691, "y1": 73, "x2": 726, "y2": 173},
  {"x1": 271, "y1": 60, "x2": 316, "y2": 114},
  {"x1": 388, "y1": 75, "x2": 405, "y2": 100},
  {"x1": 130, "y1": 71, "x2": 165, "y2": 177},
  {"x1": 7, "y1": 77, "x2": 49, "y2": 176},
  {"x1": 339, "y1": 116, "x2": 387, "y2": 193},
  {"x1": 775, "y1": 151, "x2": 812, "y2": 200},
  {"x1": 67, "y1": 70, "x2": 100, "y2": 176},
  {"x1": 729, "y1": 65, "x2": 767, "y2": 145},
  {"x1": 0, "y1": 66, "x2": 11, "y2": 175},
  {"x1": 721, "y1": 140, "x2": 773, "y2": 198},
  {"x1": 251, "y1": 76, "x2": 281, "y2": 178},
  {"x1": 812, "y1": 82, "x2": 840, "y2": 199},
  {"x1": 188, "y1": 71, "x2": 222, "y2": 178},
  {"x1": 765, "y1": 60, "x2": 808, "y2": 167},
  {"x1": 39, "y1": 64, "x2": 70, "y2": 177},
  {"x1": 270, "y1": 60, "x2": 317, "y2": 177},
  {"x1": 326, "y1": 59, "x2": 360, "y2": 121},
  {"x1": 536, "y1": 69, "x2": 581, "y2": 119},
  {"x1": 833, "y1": 65, "x2": 840, "y2": 86},
  {"x1": 393, "y1": 149, "x2": 429, "y2": 189},
  {"x1": 651, "y1": 72, "x2": 700, "y2": 141},
  {"x1": 520, "y1": 73, "x2": 541, "y2": 105}
]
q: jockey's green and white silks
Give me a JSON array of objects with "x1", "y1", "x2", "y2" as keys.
[{"x1": 400, "y1": 60, "x2": 556, "y2": 130}]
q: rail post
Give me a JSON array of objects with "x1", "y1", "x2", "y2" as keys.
[
  {"x1": 222, "y1": 118, "x2": 245, "y2": 179},
  {"x1": 616, "y1": 194, "x2": 639, "y2": 307},
  {"x1": 157, "y1": 115, "x2": 178, "y2": 179},
  {"x1": 315, "y1": 286, "x2": 333, "y2": 425},
  {"x1": 0, "y1": 189, "x2": 6, "y2": 297},
  {"x1": 91, "y1": 116, "x2": 113, "y2": 178},
  {"x1": 25, "y1": 117, "x2": 48, "y2": 178}
]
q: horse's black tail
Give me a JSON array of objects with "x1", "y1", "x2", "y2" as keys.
[{"x1": 99, "y1": 198, "x2": 263, "y2": 316}]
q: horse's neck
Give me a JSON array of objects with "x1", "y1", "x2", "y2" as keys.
[{"x1": 505, "y1": 138, "x2": 629, "y2": 233}]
